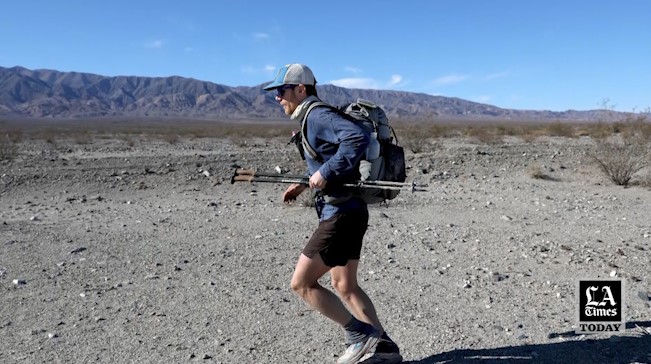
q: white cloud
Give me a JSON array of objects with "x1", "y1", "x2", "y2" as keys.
[
  {"x1": 344, "y1": 66, "x2": 362, "y2": 74},
  {"x1": 388, "y1": 74, "x2": 403, "y2": 86},
  {"x1": 433, "y1": 74, "x2": 469, "y2": 86},
  {"x1": 329, "y1": 74, "x2": 406, "y2": 90},
  {"x1": 241, "y1": 65, "x2": 277, "y2": 75},
  {"x1": 253, "y1": 32, "x2": 270, "y2": 40},
  {"x1": 329, "y1": 78, "x2": 379, "y2": 89},
  {"x1": 145, "y1": 40, "x2": 164, "y2": 49}
]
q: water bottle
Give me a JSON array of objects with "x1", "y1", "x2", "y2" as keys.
[{"x1": 366, "y1": 132, "x2": 380, "y2": 160}]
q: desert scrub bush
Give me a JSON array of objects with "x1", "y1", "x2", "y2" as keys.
[
  {"x1": 73, "y1": 130, "x2": 93, "y2": 145},
  {"x1": 519, "y1": 127, "x2": 546, "y2": 143},
  {"x1": 464, "y1": 126, "x2": 503, "y2": 144},
  {"x1": 526, "y1": 163, "x2": 548, "y2": 179},
  {"x1": 619, "y1": 113, "x2": 651, "y2": 139},
  {"x1": 159, "y1": 130, "x2": 180, "y2": 144},
  {"x1": 116, "y1": 134, "x2": 137, "y2": 147},
  {"x1": 396, "y1": 123, "x2": 447, "y2": 153},
  {"x1": 41, "y1": 130, "x2": 58, "y2": 145},
  {"x1": 579, "y1": 122, "x2": 613, "y2": 139},
  {"x1": 590, "y1": 114, "x2": 651, "y2": 186},
  {"x1": 591, "y1": 135, "x2": 650, "y2": 186},
  {"x1": 494, "y1": 124, "x2": 519, "y2": 136},
  {"x1": 0, "y1": 134, "x2": 19, "y2": 161},
  {"x1": 545, "y1": 122, "x2": 576, "y2": 138},
  {"x1": 403, "y1": 130, "x2": 428, "y2": 153},
  {"x1": 525, "y1": 163, "x2": 560, "y2": 181}
]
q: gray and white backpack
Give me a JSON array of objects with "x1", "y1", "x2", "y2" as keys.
[{"x1": 297, "y1": 98, "x2": 406, "y2": 204}]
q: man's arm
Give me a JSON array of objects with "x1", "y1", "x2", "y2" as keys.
[
  {"x1": 283, "y1": 183, "x2": 307, "y2": 203},
  {"x1": 318, "y1": 109, "x2": 369, "y2": 181}
]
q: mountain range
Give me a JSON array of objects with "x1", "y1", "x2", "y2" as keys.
[{"x1": 0, "y1": 66, "x2": 623, "y2": 122}]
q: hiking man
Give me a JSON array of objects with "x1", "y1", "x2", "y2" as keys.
[{"x1": 263, "y1": 64, "x2": 402, "y2": 364}]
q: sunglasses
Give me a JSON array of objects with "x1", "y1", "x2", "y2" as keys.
[{"x1": 276, "y1": 84, "x2": 297, "y2": 98}]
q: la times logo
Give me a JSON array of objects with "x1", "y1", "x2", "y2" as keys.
[{"x1": 577, "y1": 279, "x2": 624, "y2": 334}]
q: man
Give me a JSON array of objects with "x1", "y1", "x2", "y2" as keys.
[{"x1": 263, "y1": 64, "x2": 402, "y2": 364}]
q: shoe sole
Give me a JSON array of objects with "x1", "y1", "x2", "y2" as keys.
[
  {"x1": 358, "y1": 352, "x2": 403, "y2": 364},
  {"x1": 336, "y1": 335, "x2": 380, "y2": 364}
]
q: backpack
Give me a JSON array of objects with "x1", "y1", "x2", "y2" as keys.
[{"x1": 297, "y1": 98, "x2": 406, "y2": 204}]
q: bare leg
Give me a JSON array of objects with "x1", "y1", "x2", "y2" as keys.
[
  {"x1": 290, "y1": 253, "x2": 352, "y2": 326},
  {"x1": 330, "y1": 259, "x2": 384, "y2": 334}
]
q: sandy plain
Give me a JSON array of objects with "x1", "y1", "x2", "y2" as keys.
[{"x1": 1, "y1": 132, "x2": 650, "y2": 364}]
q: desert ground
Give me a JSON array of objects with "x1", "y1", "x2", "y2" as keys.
[{"x1": 1, "y1": 127, "x2": 650, "y2": 364}]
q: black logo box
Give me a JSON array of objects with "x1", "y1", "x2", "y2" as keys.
[{"x1": 578, "y1": 279, "x2": 623, "y2": 322}]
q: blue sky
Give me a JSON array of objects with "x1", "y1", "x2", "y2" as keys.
[{"x1": 1, "y1": 1, "x2": 649, "y2": 112}]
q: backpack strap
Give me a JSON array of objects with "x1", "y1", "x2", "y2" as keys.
[{"x1": 300, "y1": 101, "x2": 331, "y2": 163}]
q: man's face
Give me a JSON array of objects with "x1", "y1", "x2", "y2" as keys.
[{"x1": 275, "y1": 84, "x2": 306, "y2": 116}]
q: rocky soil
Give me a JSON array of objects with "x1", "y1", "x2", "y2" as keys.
[{"x1": 1, "y1": 135, "x2": 650, "y2": 364}]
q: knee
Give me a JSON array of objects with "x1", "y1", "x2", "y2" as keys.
[
  {"x1": 332, "y1": 278, "x2": 358, "y2": 299},
  {"x1": 290, "y1": 276, "x2": 313, "y2": 297},
  {"x1": 290, "y1": 277, "x2": 303, "y2": 294}
]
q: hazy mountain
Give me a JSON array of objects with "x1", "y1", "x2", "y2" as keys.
[{"x1": 0, "y1": 66, "x2": 620, "y2": 122}]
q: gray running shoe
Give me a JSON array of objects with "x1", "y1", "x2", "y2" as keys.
[
  {"x1": 358, "y1": 352, "x2": 403, "y2": 364},
  {"x1": 336, "y1": 332, "x2": 380, "y2": 364},
  {"x1": 358, "y1": 339, "x2": 403, "y2": 364}
]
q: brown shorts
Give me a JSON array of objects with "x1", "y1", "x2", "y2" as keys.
[{"x1": 302, "y1": 209, "x2": 369, "y2": 267}]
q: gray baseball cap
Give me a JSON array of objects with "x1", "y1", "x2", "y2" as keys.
[{"x1": 263, "y1": 64, "x2": 317, "y2": 90}]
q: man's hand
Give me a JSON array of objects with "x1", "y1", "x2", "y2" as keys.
[
  {"x1": 283, "y1": 183, "x2": 307, "y2": 204},
  {"x1": 309, "y1": 170, "x2": 327, "y2": 189}
]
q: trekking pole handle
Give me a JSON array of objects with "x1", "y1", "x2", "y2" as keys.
[
  {"x1": 235, "y1": 168, "x2": 256, "y2": 176},
  {"x1": 231, "y1": 175, "x2": 255, "y2": 183}
]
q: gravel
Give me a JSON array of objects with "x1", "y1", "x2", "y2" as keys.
[{"x1": 1, "y1": 135, "x2": 650, "y2": 363}]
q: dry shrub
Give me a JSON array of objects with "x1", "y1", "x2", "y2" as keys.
[
  {"x1": 619, "y1": 114, "x2": 651, "y2": 139},
  {"x1": 579, "y1": 122, "x2": 613, "y2": 139},
  {"x1": 403, "y1": 130, "x2": 428, "y2": 153},
  {"x1": 494, "y1": 124, "x2": 519, "y2": 136},
  {"x1": 5, "y1": 129, "x2": 23, "y2": 143},
  {"x1": 118, "y1": 134, "x2": 136, "y2": 147},
  {"x1": 520, "y1": 129, "x2": 543, "y2": 143},
  {"x1": 13, "y1": 119, "x2": 296, "y2": 144},
  {"x1": 581, "y1": 114, "x2": 651, "y2": 140},
  {"x1": 545, "y1": 122, "x2": 576, "y2": 138},
  {"x1": 591, "y1": 136, "x2": 650, "y2": 186},
  {"x1": 632, "y1": 174, "x2": 651, "y2": 189},
  {"x1": 464, "y1": 126, "x2": 503, "y2": 144},
  {"x1": 590, "y1": 114, "x2": 651, "y2": 186},
  {"x1": 42, "y1": 130, "x2": 57, "y2": 145},
  {"x1": 395, "y1": 123, "x2": 449, "y2": 153},
  {"x1": 0, "y1": 134, "x2": 18, "y2": 161},
  {"x1": 159, "y1": 130, "x2": 180, "y2": 144},
  {"x1": 73, "y1": 131, "x2": 93, "y2": 145},
  {"x1": 526, "y1": 163, "x2": 548, "y2": 179}
]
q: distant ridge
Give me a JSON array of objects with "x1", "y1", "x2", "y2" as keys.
[{"x1": 0, "y1": 66, "x2": 623, "y2": 122}]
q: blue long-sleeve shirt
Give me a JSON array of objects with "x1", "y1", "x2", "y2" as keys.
[{"x1": 303, "y1": 105, "x2": 370, "y2": 220}]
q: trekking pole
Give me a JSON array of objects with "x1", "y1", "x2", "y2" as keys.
[
  {"x1": 232, "y1": 168, "x2": 308, "y2": 181},
  {"x1": 231, "y1": 168, "x2": 428, "y2": 192}
]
